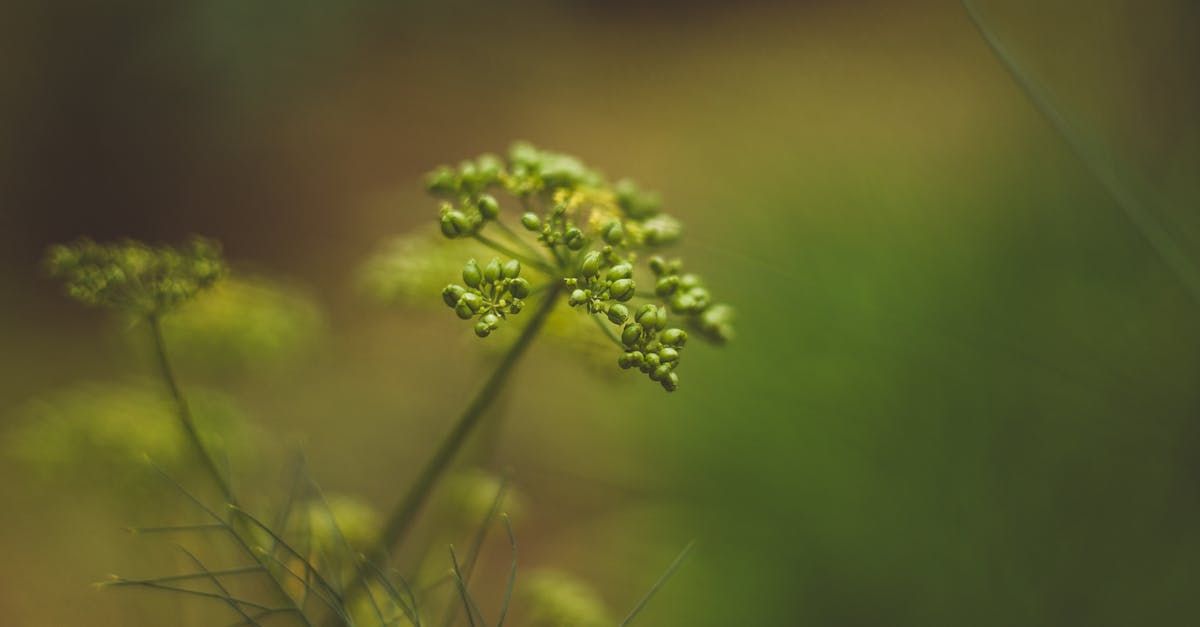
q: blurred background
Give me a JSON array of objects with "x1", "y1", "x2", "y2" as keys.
[{"x1": 2, "y1": 0, "x2": 1199, "y2": 625}]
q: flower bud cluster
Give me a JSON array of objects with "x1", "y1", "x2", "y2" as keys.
[
  {"x1": 649, "y1": 256, "x2": 734, "y2": 343},
  {"x1": 423, "y1": 142, "x2": 735, "y2": 392},
  {"x1": 563, "y1": 249, "x2": 636, "y2": 317},
  {"x1": 615, "y1": 304, "x2": 688, "y2": 392},
  {"x1": 45, "y1": 237, "x2": 226, "y2": 316},
  {"x1": 441, "y1": 257, "x2": 531, "y2": 337}
]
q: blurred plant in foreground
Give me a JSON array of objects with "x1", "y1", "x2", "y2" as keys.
[{"x1": 22, "y1": 216, "x2": 696, "y2": 626}]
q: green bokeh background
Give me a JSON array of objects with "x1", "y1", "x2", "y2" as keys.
[{"x1": 2, "y1": 1, "x2": 1198, "y2": 625}]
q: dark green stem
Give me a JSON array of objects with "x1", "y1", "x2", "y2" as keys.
[
  {"x1": 375, "y1": 281, "x2": 563, "y2": 556},
  {"x1": 148, "y1": 315, "x2": 235, "y2": 503}
]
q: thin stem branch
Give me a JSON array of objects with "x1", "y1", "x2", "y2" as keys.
[
  {"x1": 376, "y1": 281, "x2": 564, "y2": 555},
  {"x1": 148, "y1": 315, "x2": 234, "y2": 503},
  {"x1": 591, "y1": 313, "x2": 625, "y2": 348},
  {"x1": 330, "y1": 281, "x2": 566, "y2": 626},
  {"x1": 490, "y1": 219, "x2": 543, "y2": 259},
  {"x1": 470, "y1": 233, "x2": 555, "y2": 274}
]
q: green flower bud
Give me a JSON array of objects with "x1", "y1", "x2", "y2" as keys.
[
  {"x1": 477, "y1": 194, "x2": 500, "y2": 219},
  {"x1": 655, "y1": 276, "x2": 678, "y2": 296},
  {"x1": 635, "y1": 304, "x2": 658, "y2": 328},
  {"x1": 648, "y1": 256, "x2": 667, "y2": 275},
  {"x1": 643, "y1": 214, "x2": 682, "y2": 246},
  {"x1": 679, "y1": 274, "x2": 701, "y2": 289},
  {"x1": 455, "y1": 300, "x2": 474, "y2": 320},
  {"x1": 521, "y1": 213, "x2": 542, "y2": 231},
  {"x1": 580, "y1": 251, "x2": 602, "y2": 278},
  {"x1": 474, "y1": 321, "x2": 492, "y2": 337},
  {"x1": 476, "y1": 154, "x2": 502, "y2": 181},
  {"x1": 660, "y1": 328, "x2": 688, "y2": 347},
  {"x1": 484, "y1": 258, "x2": 502, "y2": 282},
  {"x1": 569, "y1": 289, "x2": 589, "y2": 306},
  {"x1": 629, "y1": 350, "x2": 645, "y2": 366},
  {"x1": 621, "y1": 323, "x2": 643, "y2": 347},
  {"x1": 602, "y1": 220, "x2": 624, "y2": 245},
  {"x1": 606, "y1": 303, "x2": 629, "y2": 325},
  {"x1": 564, "y1": 227, "x2": 584, "y2": 250},
  {"x1": 462, "y1": 259, "x2": 483, "y2": 288},
  {"x1": 508, "y1": 300, "x2": 524, "y2": 314},
  {"x1": 609, "y1": 279, "x2": 635, "y2": 302},
  {"x1": 460, "y1": 291, "x2": 483, "y2": 313},
  {"x1": 442, "y1": 284, "x2": 466, "y2": 308},
  {"x1": 651, "y1": 363, "x2": 674, "y2": 382},
  {"x1": 655, "y1": 306, "x2": 668, "y2": 330},
  {"x1": 426, "y1": 166, "x2": 457, "y2": 194},
  {"x1": 481, "y1": 313, "x2": 499, "y2": 328},
  {"x1": 643, "y1": 352, "x2": 661, "y2": 370},
  {"x1": 440, "y1": 213, "x2": 462, "y2": 238},
  {"x1": 659, "y1": 347, "x2": 679, "y2": 362},
  {"x1": 617, "y1": 352, "x2": 635, "y2": 369},
  {"x1": 502, "y1": 259, "x2": 521, "y2": 279},
  {"x1": 661, "y1": 371, "x2": 679, "y2": 392},
  {"x1": 606, "y1": 263, "x2": 632, "y2": 281},
  {"x1": 508, "y1": 277, "x2": 531, "y2": 298},
  {"x1": 670, "y1": 293, "x2": 696, "y2": 313}
]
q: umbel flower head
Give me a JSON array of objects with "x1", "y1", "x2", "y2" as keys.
[
  {"x1": 45, "y1": 237, "x2": 227, "y2": 317},
  {"x1": 425, "y1": 142, "x2": 735, "y2": 392}
]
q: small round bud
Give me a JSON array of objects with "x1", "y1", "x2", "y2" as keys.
[
  {"x1": 659, "y1": 347, "x2": 679, "y2": 362},
  {"x1": 617, "y1": 352, "x2": 635, "y2": 369},
  {"x1": 481, "y1": 313, "x2": 499, "y2": 328},
  {"x1": 442, "y1": 284, "x2": 466, "y2": 308},
  {"x1": 602, "y1": 220, "x2": 624, "y2": 244},
  {"x1": 606, "y1": 303, "x2": 629, "y2": 325},
  {"x1": 569, "y1": 289, "x2": 589, "y2": 306},
  {"x1": 661, "y1": 372, "x2": 679, "y2": 392},
  {"x1": 484, "y1": 258, "x2": 502, "y2": 282},
  {"x1": 660, "y1": 328, "x2": 688, "y2": 347},
  {"x1": 564, "y1": 227, "x2": 585, "y2": 250},
  {"x1": 655, "y1": 276, "x2": 678, "y2": 296},
  {"x1": 606, "y1": 263, "x2": 632, "y2": 281},
  {"x1": 651, "y1": 363, "x2": 674, "y2": 382},
  {"x1": 644, "y1": 352, "x2": 661, "y2": 369},
  {"x1": 679, "y1": 274, "x2": 701, "y2": 289},
  {"x1": 635, "y1": 304, "x2": 658, "y2": 328},
  {"x1": 580, "y1": 251, "x2": 602, "y2": 278},
  {"x1": 521, "y1": 213, "x2": 542, "y2": 231},
  {"x1": 629, "y1": 351, "x2": 645, "y2": 366},
  {"x1": 460, "y1": 292, "x2": 483, "y2": 313},
  {"x1": 474, "y1": 321, "x2": 492, "y2": 337},
  {"x1": 655, "y1": 306, "x2": 668, "y2": 330},
  {"x1": 621, "y1": 323, "x2": 643, "y2": 347},
  {"x1": 477, "y1": 194, "x2": 500, "y2": 219},
  {"x1": 455, "y1": 300, "x2": 474, "y2": 320},
  {"x1": 508, "y1": 300, "x2": 524, "y2": 314},
  {"x1": 609, "y1": 279, "x2": 635, "y2": 302},
  {"x1": 648, "y1": 256, "x2": 667, "y2": 275},
  {"x1": 670, "y1": 293, "x2": 696, "y2": 313},
  {"x1": 462, "y1": 259, "x2": 483, "y2": 287},
  {"x1": 508, "y1": 277, "x2": 531, "y2": 298},
  {"x1": 426, "y1": 166, "x2": 457, "y2": 194},
  {"x1": 440, "y1": 213, "x2": 462, "y2": 238},
  {"x1": 502, "y1": 259, "x2": 521, "y2": 279}
]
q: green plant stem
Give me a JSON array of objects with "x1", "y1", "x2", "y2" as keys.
[
  {"x1": 375, "y1": 280, "x2": 563, "y2": 557},
  {"x1": 471, "y1": 233, "x2": 555, "y2": 274},
  {"x1": 148, "y1": 314, "x2": 235, "y2": 504}
]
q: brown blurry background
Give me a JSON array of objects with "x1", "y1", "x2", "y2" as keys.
[{"x1": 3, "y1": 0, "x2": 1200, "y2": 625}]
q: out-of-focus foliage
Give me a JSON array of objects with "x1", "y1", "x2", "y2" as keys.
[
  {"x1": 521, "y1": 569, "x2": 612, "y2": 627},
  {"x1": 306, "y1": 493, "x2": 381, "y2": 555},
  {"x1": 359, "y1": 226, "x2": 495, "y2": 306},
  {"x1": 433, "y1": 469, "x2": 523, "y2": 528},
  {"x1": 149, "y1": 276, "x2": 324, "y2": 372},
  {"x1": 6, "y1": 380, "x2": 254, "y2": 486},
  {"x1": 44, "y1": 238, "x2": 226, "y2": 316}
]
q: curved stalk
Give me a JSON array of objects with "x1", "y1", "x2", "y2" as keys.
[
  {"x1": 148, "y1": 314, "x2": 235, "y2": 503},
  {"x1": 374, "y1": 280, "x2": 564, "y2": 557}
]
